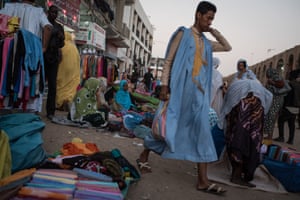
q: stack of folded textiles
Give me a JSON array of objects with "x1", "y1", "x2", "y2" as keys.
[
  {"x1": 12, "y1": 168, "x2": 125, "y2": 199},
  {"x1": 265, "y1": 144, "x2": 300, "y2": 166},
  {"x1": 75, "y1": 181, "x2": 123, "y2": 199},
  {"x1": 14, "y1": 169, "x2": 77, "y2": 199}
]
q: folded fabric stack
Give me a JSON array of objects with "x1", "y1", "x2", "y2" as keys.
[
  {"x1": 266, "y1": 144, "x2": 300, "y2": 166},
  {"x1": 13, "y1": 169, "x2": 76, "y2": 199},
  {"x1": 74, "y1": 180, "x2": 123, "y2": 199},
  {"x1": 12, "y1": 168, "x2": 125, "y2": 199},
  {"x1": 284, "y1": 152, "x2": 300, "y2": 166}
]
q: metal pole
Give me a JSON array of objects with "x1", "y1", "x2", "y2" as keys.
[{"x1": 156, "y1": 57, "x2": 159, "y2": 78}]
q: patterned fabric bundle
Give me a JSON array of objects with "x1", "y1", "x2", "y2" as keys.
[{"x1": 151, "y1": 101, "x2": 168, "y2": 140}]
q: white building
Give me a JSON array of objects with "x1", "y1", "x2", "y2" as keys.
[{"x1": 122, "y1": 0, "x2": 154, "y2": 77}]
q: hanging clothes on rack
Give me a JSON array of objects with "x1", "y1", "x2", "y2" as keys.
[{"x1": 0, "y1": 29, "x2": 44, "y2": 112}]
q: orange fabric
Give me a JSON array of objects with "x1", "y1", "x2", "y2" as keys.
[
  {"x1": 17, "y1": 187, "x2": 71, "y2": 200},
  {"x1": 61, "y1": 142, "x2": 99, "y2": 156},
  {"x1": 0, "y1": 168, "x2": 36, "y2": 187}
]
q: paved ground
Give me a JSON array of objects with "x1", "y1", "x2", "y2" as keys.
[{"x1": 40, "y1": 110, "x2": 300, "y2": 200}]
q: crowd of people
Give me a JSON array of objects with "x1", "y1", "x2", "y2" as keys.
[{"x1": 1, "y1": 0, "x2": 300, "y2": 197}]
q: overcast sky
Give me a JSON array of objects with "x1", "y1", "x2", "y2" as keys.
[{"x1": 139, "y1": 0, "x2": 300, "y2": 76}]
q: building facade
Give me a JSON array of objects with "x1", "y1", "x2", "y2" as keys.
[
  {"x1": 124, "y1": 0, "x2": 153, "y2": 77},
  {"x1": 1, "y1": 0, "x2": 154, "y2": 79},
  {"x1": 71, "y1": 0, "x2": 153, "y2": 78}
]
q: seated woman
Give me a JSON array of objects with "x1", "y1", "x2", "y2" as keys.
[
  {"x1": 109, "y1": 80, "x2": 155, "y2": 137},
  {"x1": 96, "y1": 77, "x2": 110, "y2": 121},
  {"x1": 113, "y1": 80, "x2": 137, "y2": 112},
  {"x1": 219, "y1": 78, "x2": 273, "y2": 187},
  {"x1": 135, "y1": 78, "x2": 151, "y2": 96},
  {"x1": 69, "y1": 77, "x2": 108, "y2": 127}
]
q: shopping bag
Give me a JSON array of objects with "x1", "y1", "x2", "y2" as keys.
[{"x1": 151, "y1": 100, "x2": 168, "y2": 140}]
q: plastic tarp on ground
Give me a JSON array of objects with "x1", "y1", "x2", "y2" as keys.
[
  {"x1": 262, "y1": 158, "x2": 300, "y2": 192},
  {"x1": 0, "y1": 113, "x2": 47, "y2": 173}
]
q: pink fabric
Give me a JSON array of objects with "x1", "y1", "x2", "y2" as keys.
[{"x1": 0, "y1": 14, "x2": 10, "y2": 34}]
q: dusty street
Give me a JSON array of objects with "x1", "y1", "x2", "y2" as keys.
[{"x1": 40, "y1": 110, "x2": 300, "y2": 200}]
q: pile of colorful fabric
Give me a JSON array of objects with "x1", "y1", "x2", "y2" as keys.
[
  {"x1": 262, "y1": 144, "x2": 300, "y2": 192},
  {"x1": 12, "y1": 168, "x2": 126, "y2": 199},
  {"x1": 266, "y1": 144, "x2": 300, "y2": 165},
  {"x1": 0, "y1": 147, "x2": 139, "y2": 199},
  {"x1": 0, "y1": 123, "x2": 140, "y2": 199}
]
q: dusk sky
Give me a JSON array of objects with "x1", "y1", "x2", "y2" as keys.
[{"x1": 139, "y1": 0, "x2": 300, "y2": 76}]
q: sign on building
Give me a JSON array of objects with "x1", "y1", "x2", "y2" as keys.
[{"x1": 75, "y1": 22, "x2": 106, "y2": 51}]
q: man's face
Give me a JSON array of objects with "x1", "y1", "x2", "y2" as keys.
[
  {"x1": 48, "y1": 9, "x2": 58, "y2": 20},
  {"x1": 197, "y1": 11, "x2": 215, "y2": 32},
  {"x1": 238, "y1": 62, "x2": 246, "y2": 72}
]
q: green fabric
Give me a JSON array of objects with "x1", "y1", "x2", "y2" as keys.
[
  {"x1": 73, "y1": 87, "x2": 98, "y2": 120},
  {"x1": 0, "y1": 130, "x2": 12, "y2": 179},
  {"x1": 72, "y1": 77, "x2": 101, "y2": 120}
]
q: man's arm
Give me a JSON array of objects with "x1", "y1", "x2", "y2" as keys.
[
  {"x1": 209, "y1": 28, "x2": 232, "y2": 52},
  {"x1": 159, "y1": 30, "x2": 183, "y2": 100},
  {"x1": 42, "y1": 24, "x2": 52, "y2": 52}
]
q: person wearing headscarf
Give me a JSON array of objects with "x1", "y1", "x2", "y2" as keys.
[
  {"x1": 56, "y1": 31, "x2": 80, "y2": 111},
  {"x1": 115, "y1": 80, "x2": 135, "y2": 111},
  {"x1": 264, "y1": 68, "x2": 286, "y2": 142},
  {"x1": 69, "y1": 77, "x2": 107, "y2": 127},
  {"x1": 210, "y1": 57, "x2": 224, "y2": 117},
  {"x1": 232, "y1": 59, "x2": 257, "y2": 82},
  {"x1": 219, "y1": 78, "x2": 273, "y2": 187},
  {"x1": 70, "y1": 77, "x2": 100, "y2": 121},
  {"x1": 96, "y1": 77, "x2": 110, "y2": 121}
]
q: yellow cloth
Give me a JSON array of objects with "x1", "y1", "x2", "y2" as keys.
[
  {"x1": 32, "y1": 174, "x2": 76, "y2": 185},
  {"x1": 56, "y1": 31, "x2": 80, "y2": 108},
  {"x1": 8, "y1": 16, "x2": 19, "y2": 33},
  {"x1": 192, "y1": 30, "x2": 203, "y2": 78},
  {"x1": 0, "y1": 130, "x2": 12, "y2": 179},
  {"x1": 191, "y1": 30, "x2": 205, "y2": 93}
]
